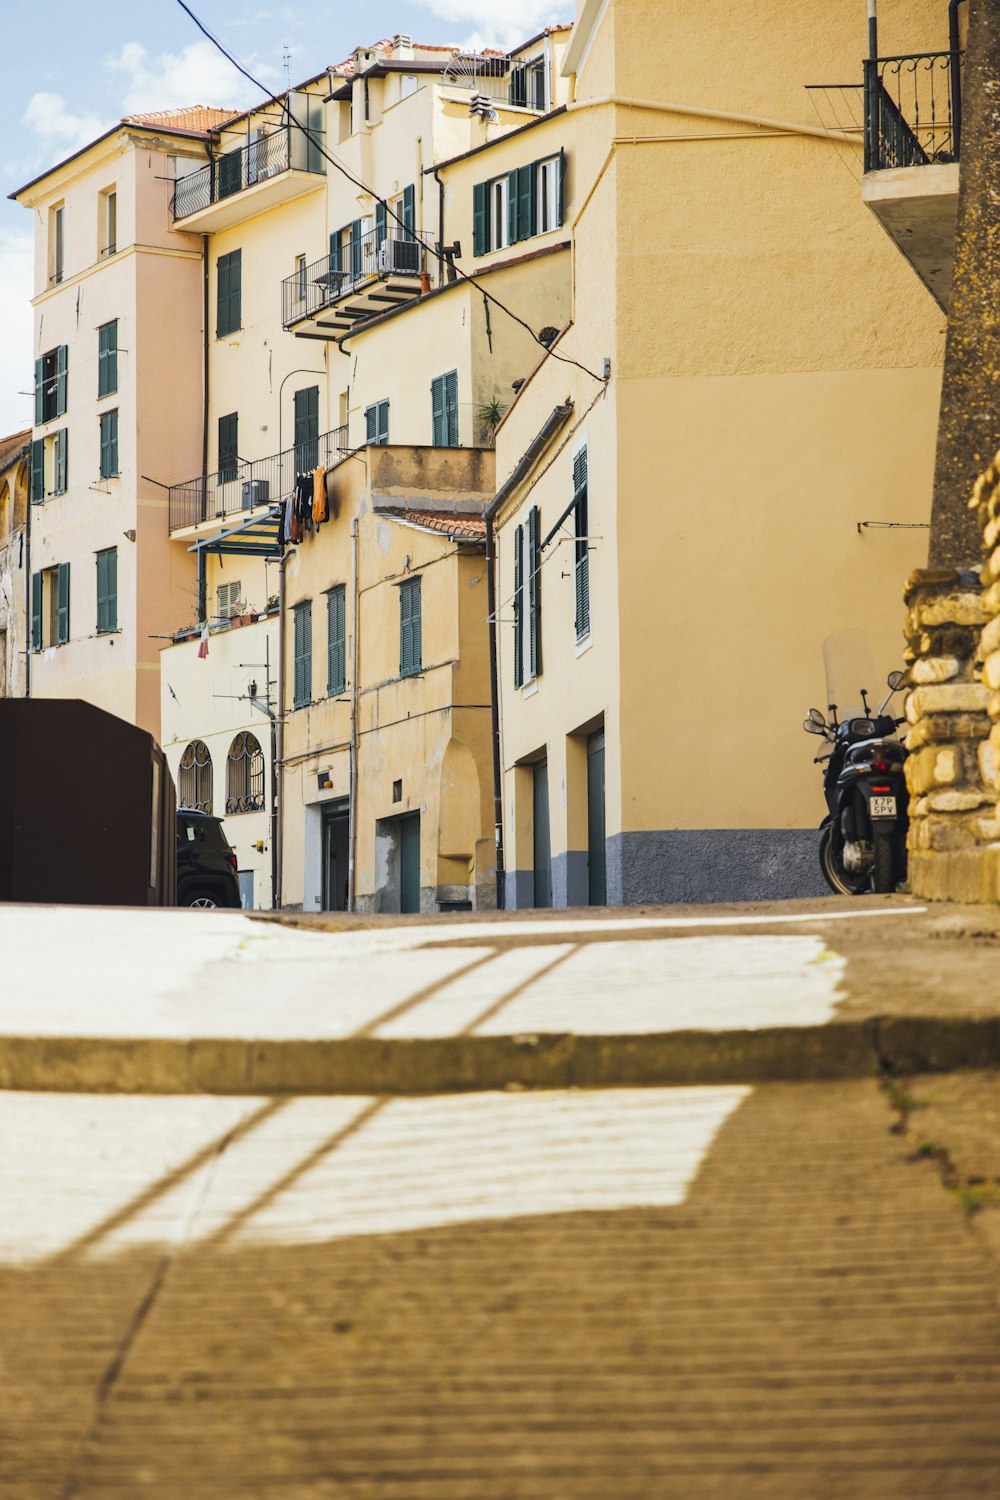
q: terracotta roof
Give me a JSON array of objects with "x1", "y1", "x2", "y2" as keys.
[
  {"x1": 401, "y1": 509, "x2": 487, "y2": 540},
  {"x1": 0, "y1": 430, "x2": 30, "y2": 472},
  {"x1": 121, "y1": 106, "x2": 236, "y2": 133},
  {"x1": 329, "y1": 39, "x2": 509, "y2": 78}
]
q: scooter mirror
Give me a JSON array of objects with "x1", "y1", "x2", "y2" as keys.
[
  {"x1": 803, "y1": 718, "x2": 825, "y2": 735},
  {"x1": 808, "y1": 707, "x2": 827, "y2": 727},
  {"x1": 886, "y1": 670, "x2": 907, "y2": 692}
]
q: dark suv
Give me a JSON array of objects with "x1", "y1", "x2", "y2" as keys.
[{"x1": 176, "y1": 811, "x2": 242, "y2": 908}]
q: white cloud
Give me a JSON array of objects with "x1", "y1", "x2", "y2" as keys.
[
  {"x1": 0, "y1": 227, "x2": 36, "y2": 439},
  {"x1": 22, "y1": 93, "x2": 107, "y2": 155},
  {"x1": 412, "y1": 0, "x2": 574, "y2": 51},
  {"x1": 105, "y1": 40, "x2": 275, "y2": 116}
]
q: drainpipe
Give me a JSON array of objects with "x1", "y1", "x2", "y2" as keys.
[
  {"x1": 347, "y1": 516, "x2": 359, "y2": 912},
  {"x1": 433, "y1": 166, "x2": 446, "y2": 288},
  {"x1": 201, "y1": 231, "x2": 210, "y2": 489},
  {"x1": 950, "y1": 0, "x2": 965, "y2": 158},
  {"x1": 867, "y1": 0, "x2": 878, "y2": 62},
  {"x1": 24, "y1": 452, "x2": 31, "y2": 697},
  {"x1": 275, "y1": 551, "x2": 288, "y2": 909},
  {"x1": 485, "y1": 513, "x2": 505, "y2": 909}
]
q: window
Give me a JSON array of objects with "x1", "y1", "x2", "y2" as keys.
[
  {"x1": 573, "y1": 447, "x2": 590, "y2": 639},
  {"x1": 365, "y1": 400, "x2": 389, "y2": 445},
  {"x1": 216, "y1": 249, "x2": 242, "y2": 337},
  {"x1": 431, "y1": 370, "x2": 459, "y2": 447},
  {"x1": 226, "y1": 731, "x2": 265, "y2": 813},
  {"x1": 96, "y1": 547, "x2": 117, "y2": 634},
  {"x1": 218, "y1": 149, "x2": 243, "y2": 199},
  {"x1": 217, "y1": 580, "x2": 242, "y2": 622},
  {"x1": 53, "y1": 429, "x2": 68, "y2": 496},
  {"x1": 401, "y1": 75, "x2": 418, "y2": 99},
  {"x1": 399, "y1": 576, "x2": 422, "y2": 677},
  {"x1": 293, "y1": 600, "x2": 312, "y2": 708},
  {"x1": 294, "y1": 386, "x2": 319, "y2": 472},
  {"x1": 472, "y1": 152, "x2": 565, "y2": 255},
  {"x1": 510, "y1": 56, "x2": 547, "y2": 111},
  {"x1": 31, "y1": 563, "x2": 70, "y2": 651},
  {"x1": 327, "y1": 585, "x2": 346, "y2": 696},
  {"x1": 99, "y1": 410, "x2": 119, "y2": 479},
  {"x1": 295, "y1": 252, "x2": 307, "y2": 300},
  {"x1": 218, "y1": 412, "x2": 239, "y2": 484},
  {"x1": 98, "y1": 320, "x2": 118, "y2": 398},
  {"x1": 179, "y1": 740, "x2": 213, "y2": 812},
  {"x1": 34, "y1": 346, "x2": 68, "y2": 425},
  {"x1": 99, "y1": 188, "x2": 117, "y2": 258},
  {"x1": 49, "y1": 204, "x2": 64, "y2": 286},
  {"x1": 513, "y1": 505, "x2": 541, "y2": 687}
]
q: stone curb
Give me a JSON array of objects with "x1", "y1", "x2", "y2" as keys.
[{"x1": 2, "y1": 1016, "x2": 1000, "y2": 1094}]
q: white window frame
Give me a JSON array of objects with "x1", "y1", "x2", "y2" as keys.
[
  {"x1": 537, "y1": 157, "x2": 560, "y2": 234},
  {"x1": 490, "y1": 177, "x2": 509, "y2": 252}
]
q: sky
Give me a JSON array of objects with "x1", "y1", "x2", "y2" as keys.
[{"x1": 0, "y1": 0, "x2": 575, "y2": 439}]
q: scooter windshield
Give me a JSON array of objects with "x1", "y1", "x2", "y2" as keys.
[{"x1": 822, "y1": 628, "x2": 878, "y2": 722}]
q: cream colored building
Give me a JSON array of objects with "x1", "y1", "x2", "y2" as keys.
[
  {"x1": 0, "y1": 432, "x2": 31, "y2": 699},
  {"x1": 11, "y1": 108, "x2": 233, "y2": 738},
  {"x1": 487, "y1": 0, "x2": 949, "y2": 907}
]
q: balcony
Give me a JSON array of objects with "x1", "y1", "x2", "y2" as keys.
[
  {"x1": 439, "y1": 53, "x2": 548, "y2": 112},
  {"x1": 168, "y1": 425, "x2": 348, "y2": 534},
  {"x1": 282, "y1": 227, "x2": 428, "y2": 337},
  {"x1": 809, "y1": 50, "x2": 961, "y2": 309},
  {"x1": 172, "y1": 124, "x2": 325, "y2": 232}
]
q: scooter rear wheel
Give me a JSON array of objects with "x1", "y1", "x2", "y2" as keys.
[
  {"x1": 819, "y1": 825, "x2": 867, "y2": 896},
  {"x1": 872, "y1": 831, "x2": 896, "y2": 894}
]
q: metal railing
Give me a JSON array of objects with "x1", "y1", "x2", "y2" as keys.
[
  {"x1": 863, "y1": 51, "x2": 961, "y2": 171},
  {"x1": 440, "y1": 57, "x2": 547, "y2": 111},
  {"x1": 172, "y1": 126, "x2": 321, "y2": 219},
  {"x1": 281, "y1": 227, "x2": 426, "y2": 328},
  {"x1": 168, "y1": 425, "x2": 349, "y2": 532}
]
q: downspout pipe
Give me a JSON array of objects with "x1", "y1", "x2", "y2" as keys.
[
  {"x1": 950, "y1": 0, "x2": 965, "y2": 158},
  {"x1": 485, "y1": 513, "x2": 505, "y2": 909},
  {"x1": 868, "y1": 0, "x2": 878, "y2": 62},
  {"x1": 23, "y1": 449, "x2": 31, "y2": 697},
  {"x1": 432, "y1": 166, "x2": 446, "y2": 288},
  {"x1": 348, "y1": 516, "x2": 359, "y2": 912},
  {"x1": 275, "y1": 552, "x2": 288, "y2": 909}
]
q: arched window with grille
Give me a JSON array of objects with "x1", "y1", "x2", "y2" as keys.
[
  {"x1": 226, "y1": 731, "x2": 265, "y2": 813},
  {"x1": 178, "y1": 739, "x2": 213, "y2": 812}
]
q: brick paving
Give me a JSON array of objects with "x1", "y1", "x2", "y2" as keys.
[{"x1": 5, "y1": 1080, "x2": 1000, "y2": 1497}]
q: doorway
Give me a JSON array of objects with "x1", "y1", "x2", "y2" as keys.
[
  {"x1": 587, "y1": 729, "x2": 606, "y2": 905},
  {"x1": 533, "y1": 759, "x2": 552, "y2": 908},
  {"x1": 399, "y1": 812, "x2": 421, "y2": 914},
  {"x1": 321, "y1": 800, "x2": 350, "y2": 911}
]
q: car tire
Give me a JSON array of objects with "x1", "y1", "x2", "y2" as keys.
[{"x1": 185, "y1": 891, "x2": 220, "y2": 909}]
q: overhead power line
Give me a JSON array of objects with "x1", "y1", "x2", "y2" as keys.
[{"x1": 174, "y1": 0, "x2": 607, "y2": 385}]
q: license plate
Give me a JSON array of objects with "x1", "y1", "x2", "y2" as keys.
[{"x1": 870, "y1": 796, "x2": 897, "y2": 817}]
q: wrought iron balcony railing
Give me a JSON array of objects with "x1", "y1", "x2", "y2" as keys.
[
  {"x1": 168, "y1": 425, "x2": 348, "y2": 532},
  {"x1": 172, "y1": 125, "x2": 322, "y2": 220},
  {"x1": 863, "y1": 51, "x2": 961, "y2": 172},
  {"x1": 282, "y1": 227, "x2": 427, "y2": 328},
  {"x1": 440, "y1": 55, "x2": 548, "y2": 111}
]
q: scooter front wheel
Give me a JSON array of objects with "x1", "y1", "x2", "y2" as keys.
[{"x1": 819, "y1": 825, "x2": 867, "y2": 896}]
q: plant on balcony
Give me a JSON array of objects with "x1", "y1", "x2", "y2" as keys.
[{"x1": 476, "y1": 395, "x2": 507, "y2": 445}]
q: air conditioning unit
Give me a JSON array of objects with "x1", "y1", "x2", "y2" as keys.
[
  {"x1": 242, "y1": 478, "x2": 270, "y2": 507},
  {"x1": 378, "y1": 238, "x2": 421, "y2": 275}
]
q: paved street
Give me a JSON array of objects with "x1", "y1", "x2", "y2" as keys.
[{"x1": 5, "y1": 899, "x2": 1000, "y2": 1495}]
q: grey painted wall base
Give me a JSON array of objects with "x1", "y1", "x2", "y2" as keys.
[
  {"x1": 606, "y1": 828, "x2": 829, "y2": 906},
  {"x1": 551, "y1": 850, "x2": 589, "y2": 908},
  {"x1": 505, "y1": 870, "x2": 535, "y2": 910}
]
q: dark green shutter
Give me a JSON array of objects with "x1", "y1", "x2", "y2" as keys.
[
  {"x1": 445, "y1": 370, "x2": 458, "y2": 446},
  {"x1": 55, "y1": 345, "x2": 68, "y2": 417},
  {"x1": 54, "y1": 428, "x2": 67, "y2": 494},
  {"x1": 400, "y1": 577, "x2": 421, "y2": 676},
  {"x1": 510, "y1": 64, "x2": 527, "y2": 108},
  {"x1": 97, "y1": 547, "x2": 117, "y2": 634},
  {"x1": 349, "y1": 219, "x2": 362, "y2": 280},
  {"x1": 473, "y1": 181, "x2": 489, "y2": 257},
  {"x1": 528, "y1": 504, "x2": 541, "y2": 677},
  {"x1": 375, "y1": 200, "x2": 387, "y2": 249},
  {"x1": 507, "y1": 170, "x2": 519, "y2": 245},
  {"x1": 557, "y1": 149, "x2": 566, "y2": 227},
  {"x1": 30, "y1": 439, "x2": 45, "y2": 504},
  {"x1": 294, "y1": 386, "x2": 319, "y2": 471},
  {"x1": 431, "y1": 375, "x2": 446, "y2": 446},
  {"x1": 327, "y1": 585, "x2": 346, "y2": 696},
  {"x1": 218, "y1": 149, "x2": 242, "y2": 199},
  {"x1": 56, "y1": 562, "x2": 70, "y2": 646},
  {"x1": 218, "y1": 412, "x2": 238, "y2": 482},
  {"x1": 377, "y1": 400, "x2": 389, "y2": 444},
  {"x1": 98, "y1": 321, "x2": 117, "y2": 398},
  {"x1": 100, "y1": 410, "x2": 118, "y2": 478},
  {"x1": 31, "y1": 572, "x2": 42, "y2": 651},
  {"x1": 293, "y1": 601, "x2": 312, "y2": 708},
  {"x1": 402, "y1": 184, "x2": 415, "y2": 239},
  {"x1": 513, "y1": 523, "x2": 524, "y2": 688},
  {"x1": 217, "y1": 250, "x2": 242, "y2": 337},
  {"x1": 34, "y1": 358, "x2": 44, "y2": 425},
  {"x1": 366, "y1": 404, "x2": 377, "y2": 443},
  {"x1": 516, "y1": 165, "x2": 535, "y2": 243}
]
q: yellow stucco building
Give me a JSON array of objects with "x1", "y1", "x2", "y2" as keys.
[{"x1": 487, "y1": 0, "x2": 949, "y2": 906}]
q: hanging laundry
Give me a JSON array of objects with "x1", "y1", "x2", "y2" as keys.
[{"x1": 312, "y1": 465, "x2": 328, "y2": 524}]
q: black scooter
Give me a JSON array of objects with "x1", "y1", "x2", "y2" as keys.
[{"x1": 804, "y1": 670, "x2": 908, "y2": 895}]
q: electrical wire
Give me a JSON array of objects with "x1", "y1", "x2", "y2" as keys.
[{"x1": 174, "y1": 0, "x2": 607, "y2": 385}]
